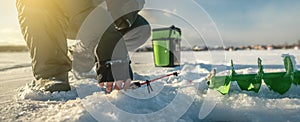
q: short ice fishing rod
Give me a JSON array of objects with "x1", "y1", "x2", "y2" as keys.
[{"x1": 129, "y1": 72, "x2": 179, "y2": 93}]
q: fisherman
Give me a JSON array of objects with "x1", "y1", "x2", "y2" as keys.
[{"x1": 16, "y1": 0, "x2": 150, "y2": 93}]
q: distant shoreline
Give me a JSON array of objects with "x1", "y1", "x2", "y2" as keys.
[{"x1": 0, "y1": 44, "x2": 299, "y2": 52}]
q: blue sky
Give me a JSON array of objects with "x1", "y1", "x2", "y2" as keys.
[
  {"x1": 0, "y1": 0, "x2": 299, "y2": 46},
  {"x1": 196, "y1": 0, "x2": 300, "y2": 46}
]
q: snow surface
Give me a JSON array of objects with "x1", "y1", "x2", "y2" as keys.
[{"x1": 1, "y1": 50, "x2": 300, "y2": 122}]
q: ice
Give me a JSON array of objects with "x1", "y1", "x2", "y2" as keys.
[{"x1": 1, "y1": 50, "x2": 300, "y2": 121}]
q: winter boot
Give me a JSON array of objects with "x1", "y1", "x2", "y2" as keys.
[{"x1": 28, "y1": 72, "x2": 71, "y2": 92}]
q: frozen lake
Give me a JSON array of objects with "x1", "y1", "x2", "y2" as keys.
[{"x1": 1, "y1": 50, "x2": 300, "y2": 122}]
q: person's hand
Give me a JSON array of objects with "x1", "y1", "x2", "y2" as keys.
[{"x1": 98, "y1": 78, "x2": 131, "y2": 93}]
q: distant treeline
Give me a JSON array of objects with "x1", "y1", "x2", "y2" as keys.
[
  {"x1": 136, "y1": 43, "x2": 300, "y2": 52},
  {"x1": 0, "y1": 45, "x2": 28, "y2": 52}
]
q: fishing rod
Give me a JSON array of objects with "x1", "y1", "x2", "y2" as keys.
[{"x1": 130, "y1": 72, "x2": 179, "y2": 93}]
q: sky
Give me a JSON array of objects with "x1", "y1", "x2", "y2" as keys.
[
  {"x1": 196, "y1": 0, "x2": 300, "y2": 46},
  {"x1": 0, "y1": 0, "x2": 24, "y2": 45},
  {"x1": 0, "y1": 0, "x2": 299, "y2": 46}
]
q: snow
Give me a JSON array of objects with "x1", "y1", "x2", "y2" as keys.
[{"x1": 1, "y1": 50, "x2": 300, "y2": 122}]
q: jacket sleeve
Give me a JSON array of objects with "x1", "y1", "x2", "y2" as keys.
[{"x1": 95, "y1": 24, "x2": 133, "y2": 82}]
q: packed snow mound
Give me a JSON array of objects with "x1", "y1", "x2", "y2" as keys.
[
  {"x1": 72, "y1": 62, "x2": 205, "y2": 122},
  {"x1": 17, "y1": 83, "x2": 78, "y2": 101},
  {"x1": 14, "y1": 62, "x2": 205, "y2": 121}
]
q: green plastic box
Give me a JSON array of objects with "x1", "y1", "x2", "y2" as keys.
[{"x1": 152, "y1": 25, "x2": 181, "y2": 67}]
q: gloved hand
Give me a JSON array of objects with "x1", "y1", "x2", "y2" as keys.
[{"x1": 96, "y1": 60, "x2": 133, "y2": 93}]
